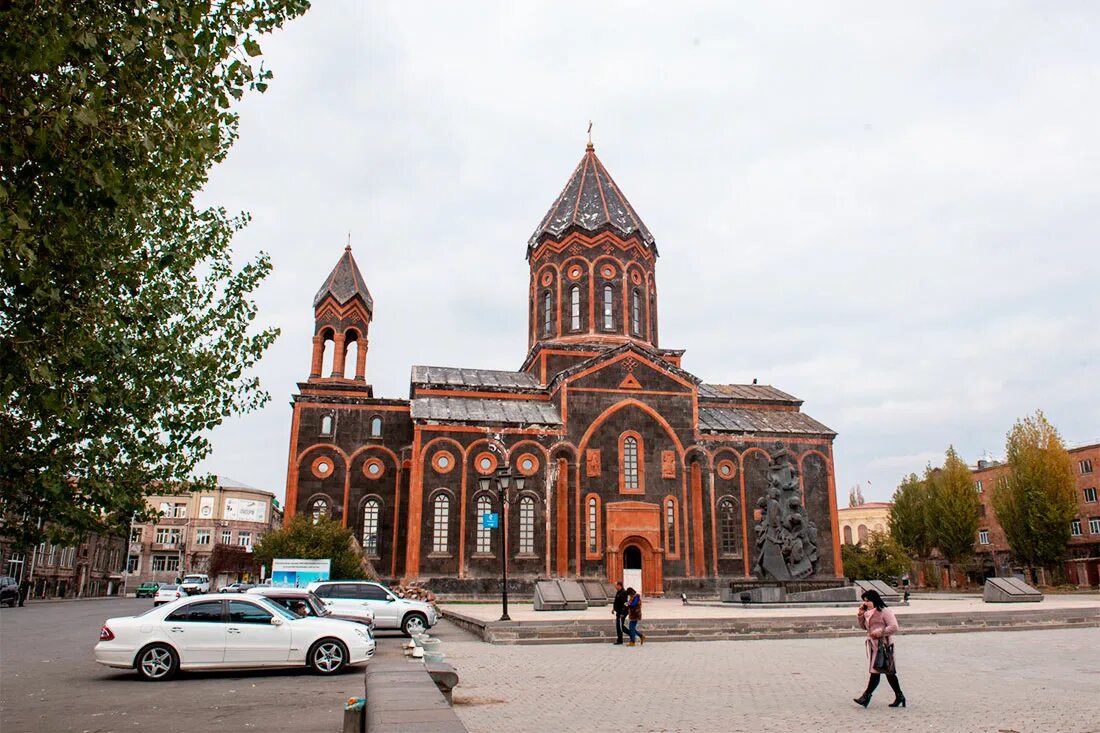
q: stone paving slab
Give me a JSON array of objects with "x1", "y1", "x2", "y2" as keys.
[{"x1": 442, "y1": 626, "x2": 1100, "y2": 733}]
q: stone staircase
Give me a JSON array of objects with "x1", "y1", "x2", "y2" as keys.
[{"x1": 444, "y1": 606, "x2": 1100, "y2": 645}]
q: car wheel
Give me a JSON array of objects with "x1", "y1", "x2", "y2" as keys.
[
  {"x1": 402, "y1": 612, "x2": 428, "y2": 637},
  {"x1": 135, "y1": 644, "x2": 179, "y2": 681},
  {"x1": 308, "y1": 638, "x2": 348, "y2": 675}
]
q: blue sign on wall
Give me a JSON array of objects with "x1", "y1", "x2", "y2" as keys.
[{"x1": 482, "y1": 513, "x2": 499, "y2": 529}]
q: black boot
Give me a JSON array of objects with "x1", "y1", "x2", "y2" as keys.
[
  {"x1": 886, "y1": 674, "x2": 905, "y2": 707},
  {"x1": 853, "y1": 692, "x2": 871, "y2": 707}
]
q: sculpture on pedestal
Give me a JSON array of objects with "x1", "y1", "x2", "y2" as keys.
[{"x1": 752, "y1": 447, "x2": 820, "y2": 580}]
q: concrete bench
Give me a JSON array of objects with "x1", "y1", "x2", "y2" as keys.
[{"x1": 363, "y1": 659, "x2": 468, "y2": 732}]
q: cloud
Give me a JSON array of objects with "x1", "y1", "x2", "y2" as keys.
[{"x1": 196, "y1": 1, "x2": 1100, "y2": 505}]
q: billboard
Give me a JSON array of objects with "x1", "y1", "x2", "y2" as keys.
[
  {"x1": 271, "y1": 558, "x2": 331, "y2": 588},
  {"x1": 224, "y1": 497, "x2": 266, "y2": 523}
]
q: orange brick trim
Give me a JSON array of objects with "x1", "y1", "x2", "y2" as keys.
[
  {"x1": 311, "y1": 455, "x2": 335, "y2": 479},
  {"x1": 515, "y1": 453, "x2": 540, "y2": 476},
  {"x1": 473, "y1": 451, "x2": 499, "y2": 475},
  {"x1": 431, "y1": 450, "x2": 457, "y2": 474},
  {"x1": 362, "y1": 457, "x2": 385, "y2": 480},
  {"x1": 663, "y1": 494, "x2": 680, "y2": 559},
  {"x1": 717, "y1": 459, "x2": 737, "y2": 480}
]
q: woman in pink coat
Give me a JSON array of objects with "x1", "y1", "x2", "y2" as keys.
[{"x1": 853, "y1": 589, "x2": 906, "y2": 708}]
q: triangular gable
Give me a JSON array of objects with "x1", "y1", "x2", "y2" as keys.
[{"x1": 553, "y1": 342, "x2": 700, "y2": 395}]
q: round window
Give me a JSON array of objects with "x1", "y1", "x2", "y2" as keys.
[
  {"x1": 631, "y1": 270, "x2": 643, "y2": 285},
  {"x1": 474, "y1": 451, "x2": 498, "y2": 475},
  {"x1": 363, "y1": 457, "x2": 385, "y2": 479},
  {"x1": 311, "y1": 456, "x2": 335, "y2": 479},
  {"x1": 480, "y1": 457, "x2": 492, "y2": 469},
  {"x1": 569, "y1": 265, "x2": 583, "y2": 279},
  {"x1": 432, "y1": 451, "x2": 456, "y2": 474},
  {"x1": 318, "y1": 462, "x2": 329, "y2": 473},
  {"x1": 541, "y1": 272, "x2": 553, "y2": 286},
  {"x1": 516, "y1": 452, "x2": 539, "y2": 476},
  {"x1": 601, "y1": 265, "x2": 615, "y2": 279},
  {"x1": 717, "y1": 459, "x2": 737, "y2": 479}
]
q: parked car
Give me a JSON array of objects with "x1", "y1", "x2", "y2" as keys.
[
  {"x1": 178, "y1": 574, "x2": 210, "y2": 595},
  {"x1": 153, "y1": 584, "x2": 183, "y2": 606},
  {"x1": 0, "y1": 576, "x2": 19, "y2": 607},
  {"x1": 134, "y1": 582, "x2": 161, "y2": 599},
  {"x1": 307, "y1": 580, "x2": 436, "y2": 636},
  {"x1": 218, "y1": 582, "x2": 256, "y2": 594},
  {"x1": 95, "y1": 594, "x2": 375, "y2": 681},
  {"x1": 247, "y1": 587, "x2": 375, "y2": 630}
]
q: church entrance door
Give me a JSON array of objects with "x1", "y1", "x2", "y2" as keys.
[{"x1": 622, "y1": 545, "x2": 643, "y2": 595}]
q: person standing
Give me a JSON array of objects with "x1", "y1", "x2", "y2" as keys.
[
  {"x1": 625, "y1": 588, "x2": 646, "y2": 646},
  {"x1": 853, "y1": 589, "x2": 905, "y2": 708},
  {"x1": 18, "y1": 577, "x2": 30, "y2": 607},
  {"x1": 612, "y1": 582, "x2": 628, "y2": 645}
]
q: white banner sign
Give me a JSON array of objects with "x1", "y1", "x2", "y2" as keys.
[
  {"x1": 271, "y1": 558, "x2": 331, "y2": 588},
  {"x1": 224, "y1": 498, "x2": 266, "y2": 523}
]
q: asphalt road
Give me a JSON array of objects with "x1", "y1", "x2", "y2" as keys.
[{"x1": 0, "y1": 597, "x2": 453, "y2": 733}]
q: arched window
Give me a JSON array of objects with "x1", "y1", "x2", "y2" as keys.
[
  {"x1": 310, "y1": 498, "x2": 329, "y2": 524},
  {"x1": 432, "y1": 495, "x2": 450, "y2": 553},
  {"x1": 320, "y1": 415, "x2": 333, "y2": 436},
  {"x1": 719, "y1": 498, "x2": 739, "y2": 555},
  {"x1": 621, "y1": 435, "x2": 640, "y2": 491},
  {"x1": 543, "y1": 290, "x2": 552, "y2": 335},
  {"x1": 370, "y1": 416, "x2": 382, "y2": 437},
  {"x1": 603, "y1": 284, "x2": 614, "y2": 329},
  {"x1": 476, "y1": 495, "x2": 492, "y2": 554},
  {"x1": 519, "y1": 497, "x2": 535, "y2": 554},
  {"x1": 665, "y1": 498, "x2": 677, "y2": 554},
  {"x1": 631, "y1": 289, "x2": 641, "y2": 334},
  {"x1": 857, "y1": 524, "x2": 868, "y2": 543},
  {"x1": 362, "y1": 500, "x2": 380, "y2": 555},
  {"x1": 587, "y1": 497, "x2": 598, "y2": 554},
  {"x1": 570, "y1": 285, "x2": 581, "y2": 331},
  {"x1": 843, "y1": 525, "x2": 853, "y2": 545}
]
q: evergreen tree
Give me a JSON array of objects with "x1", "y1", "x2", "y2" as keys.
[
  {"x1": 1, "y1": 1, "x2": 311, "y2": 545},
  {"x1": 889, "y1": 472, "x2": 932, "y2": 560},
  {"x1": 928, "y1": 446, "x2": 981, "y2": 585},
  {"x1": 253, "y1": 516, "x2": 376, "y2": 582},
  {"x1": 992, "y1": 411, "x2": 1077, "y2": 579}
]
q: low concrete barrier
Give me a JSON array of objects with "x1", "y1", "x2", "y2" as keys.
[{"x1": 363, "y1": 653, "x2": 467, "y2": 732}]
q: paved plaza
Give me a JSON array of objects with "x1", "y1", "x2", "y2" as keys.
[
  {"x1": 444, "y1": 626, "x2": 1100, "y2": 733},
  {"x1": 2, "y1": 598, "x2": 1098, "y2": 733}
]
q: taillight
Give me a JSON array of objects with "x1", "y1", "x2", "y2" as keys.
[{"x1": 99, "y1": 625, "x2": 115, "y2": 641}]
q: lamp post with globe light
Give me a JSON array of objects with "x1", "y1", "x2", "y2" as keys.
[{"x1": 478, "y1": 466, "x2": 525, "y2": 621}]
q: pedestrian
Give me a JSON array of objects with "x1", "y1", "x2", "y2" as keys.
[
  {"x1": 853, "y1": 589, "x2": 905, "y2": 708},
  {"x1": 611, "y1": 581, "x2": 628, "y2": 645},
  {"x1": 18, "y1": 577, "x2": 30, "y2": 607},
  {"x1": 625, "y1": 587, "x2": 646, "y2": 646}
]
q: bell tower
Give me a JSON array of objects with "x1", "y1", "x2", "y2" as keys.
[
  {"x1": 309, "y1": 245, "x2": 374, "y2": 382},
  {"x1": 525, "y1": 141, "x2": 660, "y2": 355}
]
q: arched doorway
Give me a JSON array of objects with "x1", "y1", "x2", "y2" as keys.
[{"x1": 623, "y1": 545, "x2": 643, "y2": 594}]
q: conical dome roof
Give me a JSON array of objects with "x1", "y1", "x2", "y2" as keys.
[
  {"x1": 527, "y1": 144, "x2": 656, "y2": 256},
  {"x1": 313, "y1": 245, "x2": 374, "y2": 311}
]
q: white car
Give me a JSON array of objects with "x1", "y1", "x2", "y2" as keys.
[
  {"x1": 307, "y1": 581, "x2": 437, "y2": 636},
  {"x1": 179, "y1": 574, "x2": 210, "y2": 595},
  {"x1": 95, "y1": 594, "x2": 375, "y2": 681},
  {"x1": 153, "y1": 584, "x2": 183, "y2": 606}
]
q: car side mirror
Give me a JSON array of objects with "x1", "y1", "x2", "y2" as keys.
[
  {"x1": 385, "y1": 595, "x2": 396, "y2": 602},
  {"x1": 270, "y1": 616, "x2": 284, "y2": 626}
]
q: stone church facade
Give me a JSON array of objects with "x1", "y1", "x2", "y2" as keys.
[{"x1": 284, "y1": 143, "x2": 842, "y2": 594}]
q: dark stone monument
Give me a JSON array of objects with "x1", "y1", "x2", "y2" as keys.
[{"x1": 752, "y1": 447, "x2": 820, "y2": 581}]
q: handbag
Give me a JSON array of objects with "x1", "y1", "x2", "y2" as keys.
[{"x1": 872, "y1": 638, "x2": 895, "y2": 674}]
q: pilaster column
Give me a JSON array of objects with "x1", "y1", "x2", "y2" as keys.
[
  {"x1": 309, "y1": 335, "x2": 324, "y2": 378},
  {"x1": 355, "y1": 338, "x2": 368, "y2": 380}
]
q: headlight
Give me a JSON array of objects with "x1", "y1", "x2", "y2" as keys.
[{"x1": 354, "y1": 627, "x2": 369, "y2": 641}]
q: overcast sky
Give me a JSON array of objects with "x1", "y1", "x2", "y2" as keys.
[{"x1": 195, "y1": 1, "x2": 1099, "y2": 505}]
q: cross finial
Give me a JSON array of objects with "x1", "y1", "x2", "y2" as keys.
[
  {"x1": 346, "y1": 231, "x2": 351, "y2": 252},
  {"x1": 586, "y1": 120, "x2": 594, "y2": 151}
]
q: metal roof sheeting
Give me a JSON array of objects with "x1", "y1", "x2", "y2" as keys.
[
  {"x1": 698, "y1": 383, "x2": 800, "y2": 403},
  {"x1": 411, "y1": 397, "x2": 562, "y2": 426},
  {"x1": 410, "y1": 366, "x2": 542, "y2": 389},
  {"x1": 698, "y1": 407, "x2": 834, "y2": 436}
]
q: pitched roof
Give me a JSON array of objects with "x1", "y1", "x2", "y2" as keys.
[
  {"x1": 698, "y1": 407, "x2": 835, "y2": 436},
  {"x1": 313, "y1": 246, "x2": 374, "y2": 311},
  {"x1": 547, "y1": 340, "x2": 701, "y2": 391},
  {"x1": 698, "y1": 383, "x2": 802, "y2": 404},
  {"x1": 528, "y1": 144, "x2": 656, "y2": 254},
  {"x1": 410, "y1": 366, "x2": 542, "y2": 390},
  {"x1": 410, "y1": 397, "x2": 562, "y2": 426}
]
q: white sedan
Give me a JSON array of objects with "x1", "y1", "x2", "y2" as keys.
[{"x1": 95, "y1": 594, "x2": 375, "y2": 681}]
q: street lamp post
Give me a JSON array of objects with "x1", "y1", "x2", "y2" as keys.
[{"x1": 479, "y1": 467, "x2": 525, "y2": 622}]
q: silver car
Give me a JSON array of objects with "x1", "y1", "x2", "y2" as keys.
[{"x1": 306, "y1": 581, "x2": 436, "y2": 636}]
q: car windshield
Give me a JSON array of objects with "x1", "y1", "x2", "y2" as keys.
[{"x1": 182, "y1": 576, "x2": 204, "y2": 583}]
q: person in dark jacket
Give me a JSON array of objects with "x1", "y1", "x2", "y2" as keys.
[
  {"x1": 18, "y1": 578, "x2": 30, "y2": 606},
  {"x1": 611, "y1": 582, "x2": 628, "y2": 644},
  {"x1": 625, "y1": 588, "x2": 646, "y2": 646}
]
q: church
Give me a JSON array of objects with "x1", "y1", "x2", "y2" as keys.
[{"x1": 284, "y1": 142, "x2": 842, "y2": 595}]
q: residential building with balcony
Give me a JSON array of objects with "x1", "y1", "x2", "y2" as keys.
[{"x1": 126, "y1": 477, "x2": 282, "y2": 591}]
